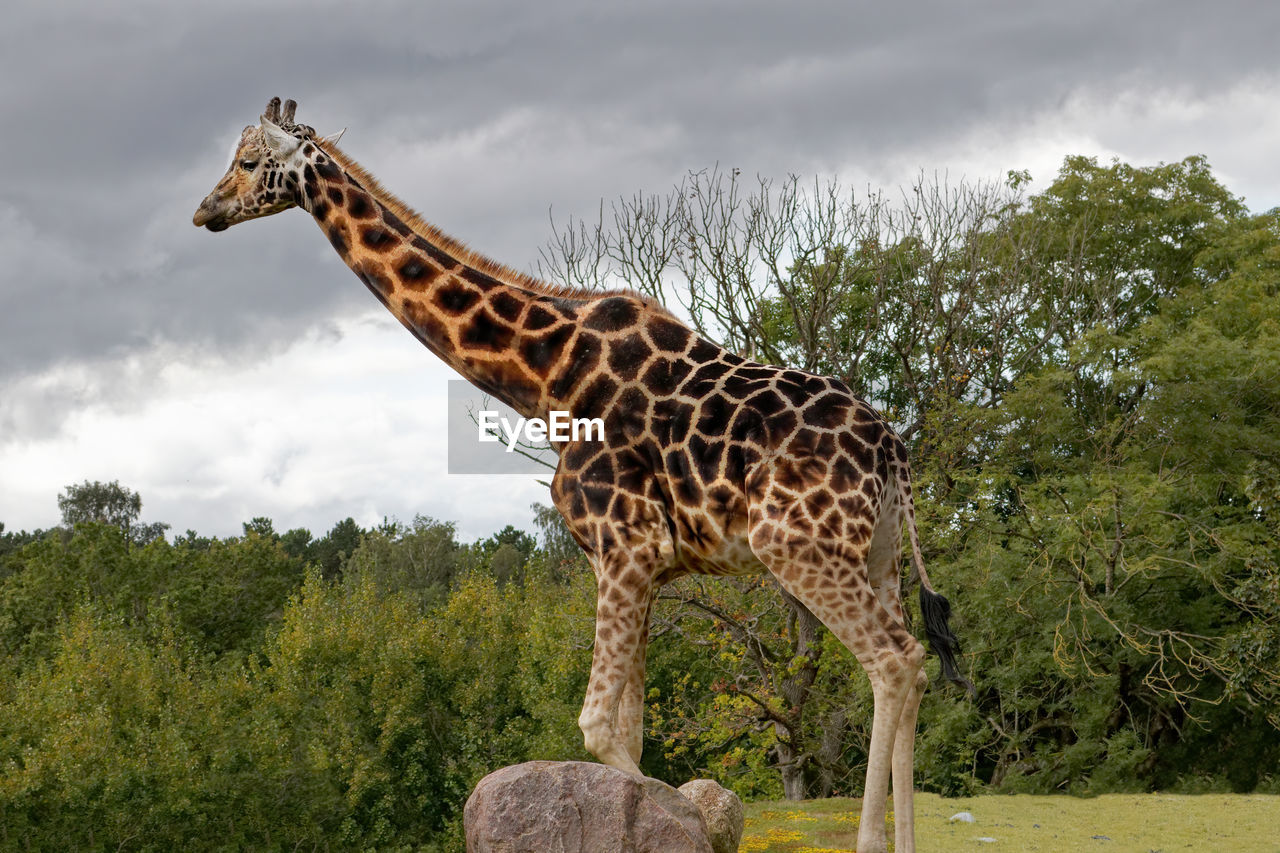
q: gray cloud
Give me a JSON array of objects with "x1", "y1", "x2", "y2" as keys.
[
  {"x1": 5, "y1": 2, "x2": 1276, "y2": 377},
  {"x1": 2, "y1": 0, "x2": 1277, "y2": 533}
]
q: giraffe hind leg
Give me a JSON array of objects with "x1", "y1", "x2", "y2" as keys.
[
  {"x1": 865, "y1": 480, "x2": 926, "y2": 853},
  {"x1": 747, "y1": 490, "x2": 925, "y2": 853}
]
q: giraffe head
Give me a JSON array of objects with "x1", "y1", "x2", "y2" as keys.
[{"x1": 193, "y1": 97, "x2": 321, "y2": 231}]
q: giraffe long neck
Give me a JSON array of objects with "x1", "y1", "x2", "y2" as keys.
[{"x1": 293, "y1": 140, "x2": 584, "y2": 419}]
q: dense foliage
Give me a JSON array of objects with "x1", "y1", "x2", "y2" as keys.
[
  {"x1": 544, "y1": 153, "x2": 1280, "y2": 800},
  {"x1": 1, "y1": 155, "x2": 1277, "y2": 849},
  {"x1": 0, "y1": 516, "x2": 596, "y2": 851}
]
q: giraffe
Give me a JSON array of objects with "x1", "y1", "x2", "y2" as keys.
[{"x1": 194, "y1": 98, "x2": 972, "y2": 853}]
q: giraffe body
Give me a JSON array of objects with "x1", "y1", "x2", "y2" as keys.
[{"x1": 195, "y1": 99, "x2": 970, "y2": 853}]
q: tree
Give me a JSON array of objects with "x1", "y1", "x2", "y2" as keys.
[
  {"x1": 279, "y1": 526, "x2": 314, "y2": 560},
  {"x1": 57, "y1": 480, "x2": 169, "y2": 545},
  {"x1": 58, "y1": 480, "x2": 141, "y2": 529},
  {"x1": 0, "y1": 522, "x2": 46, "y2": 579},
  {"x1": 913, "y1": 159, "x2": 1280, "y2": 792},
  {"x1": 541, "y1": 167, "x2": 1036, "y2": 797},
  {"x1": 172, "y1": 528, "x2": 214, "y2": 551},
  {"x1": 0, "y1": 574, "x2": 461, "y2": 850},
  {"x1": 540, "y1": 155, "x2": 1280, "y2": 795},
  {"x1": 530, "y1": 501, "x2": 589, "y2": 578},
  {"x1": 242, "y1": 516, "x2": 276, "y2": 538},
  {"x1": 469, "y1": 524, "x2": 538, "y2": 587},
  {"x1": 343, "y1": 515, "x2": 463, "y2": 606},
  {"x1": 645, "y1": 576, "x2": 837, "y2": 800},
  {"x1": 311, "y1": 517, "x2": 365, "y2": 579},
  {"x1": 1, "y1": 519, "x2": 309, "y2": 661},
  {"x1": 540, "y1": 167, "x2": 1079, "y2": 441}
]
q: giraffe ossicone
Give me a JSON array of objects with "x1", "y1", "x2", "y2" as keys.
[{"x1": 194, "y1": 97, "x2": 972, "y2": 853}]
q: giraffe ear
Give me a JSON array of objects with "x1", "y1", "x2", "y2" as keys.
[
  {"x1": 321, "y1": 128, "x2": 347, "y2": 145},
  {"x1": 260, "y1": 116, "x2": 301, "y2": 157}
]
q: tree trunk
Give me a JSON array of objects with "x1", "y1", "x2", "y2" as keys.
[
  {"x1": 774, "y1": 589, "x2": 824, "y2": 800},
  {"x1": 774, "y1": 737, "x2": 809, "y2": 801},
  {"x1": 815, "y1": 706, "x2": 848, "y2": 798}
]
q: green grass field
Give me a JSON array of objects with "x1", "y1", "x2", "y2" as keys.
[{"x1": 741, "y1": 793, "x2": 1280, "y2": 852}]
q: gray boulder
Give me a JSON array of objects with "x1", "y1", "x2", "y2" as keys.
[
  {"x1": 677, "y1": 779, "x2": 743, "y2": 853},
  {"x1": 465, "y1": 761, "x2": 713, "y2": 853}
]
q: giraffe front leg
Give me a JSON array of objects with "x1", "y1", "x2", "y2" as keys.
[
  {"x1": 578, "y1": 572, "x2": 652, "y2": 777},
  {"x1": 552, "y1": 465, "x2": 673, "y2": 778},
  {"x1": 615, "y1": 595, "x2": 654, "y2": 766}
]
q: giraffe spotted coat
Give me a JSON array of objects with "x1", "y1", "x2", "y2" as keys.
[{"x1": 194, "y1": 98, "x2": 970, "y2": 853}]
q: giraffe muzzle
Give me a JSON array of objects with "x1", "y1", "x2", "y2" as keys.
[{"x1": 193, "y1": 199, "x2": 231, "y2": 232}]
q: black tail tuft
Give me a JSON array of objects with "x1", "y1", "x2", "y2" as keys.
[{"x1": 919, "y1": 586, "x2": 976, "y2": 698}]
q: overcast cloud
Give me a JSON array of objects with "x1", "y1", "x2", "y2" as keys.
[{"x1": 2, "y1": 0, "x2": 1277, "y2": 540}]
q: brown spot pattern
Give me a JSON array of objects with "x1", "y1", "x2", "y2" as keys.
[{"x1": 246, "y1": 122, "x2": 956, "y2": 853}]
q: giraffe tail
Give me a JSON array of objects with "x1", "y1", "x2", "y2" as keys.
[
  {"x1": 894, "y1": 452, "x2": 976, "y2": 697},
  {"x1": 919, "y1": 585, "x2": 975, "y2": 697}
]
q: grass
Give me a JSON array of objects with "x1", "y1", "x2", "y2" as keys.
[{"x1": 740, "y1": 792, "x2": 1280, "y2": 852}]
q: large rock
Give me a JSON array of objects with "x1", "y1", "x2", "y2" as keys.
[
  {"x1": 465, "y1": 761, "x2": 713, "y2": 853},
  {"x1": 677, "y1": 779, "x2": 743, "y2": 853}
]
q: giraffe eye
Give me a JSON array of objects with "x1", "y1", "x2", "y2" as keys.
[{"x1": 240, "y1": 160, "x2": 258, "y2": 172}]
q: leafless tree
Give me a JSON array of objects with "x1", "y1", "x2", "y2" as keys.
[{"x1": 537, "y1": 168, "x2": 1099, "y2": 797}]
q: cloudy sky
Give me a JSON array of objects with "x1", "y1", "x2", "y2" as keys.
[{"x1": 2, "y1": 1, "x2": 1277, "y2": 542}]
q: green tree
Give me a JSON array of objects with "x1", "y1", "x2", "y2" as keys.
[
  {"x1": 0, "y1": 522, "x2": 307, "y2": 661},
  {"x1": 343, "y1": 515, "x2": 463, "y2": 606},
  {"x1": 241, "y1": 515, "x2": 276, "y2": 538},
  {"x1": 0, "y1": 574, "x2": 465, "y2": 851},
  {"x1": 645, "y1": 576, "x2": 825, "y2": 800},
  {"x1": 312, "y1": 516, "x2": 365, "y2": 579},
  {"x1": 57, "y1": 480, "x2": 169, "y2": 545},
  {"x1": 0, "y1": 522, "x2": 46, "y2": 579},
  {"x1": 279, "y1": 525, "x2": 314, "y2": 559},
  {"x1": 425, "y1": 566, "x2": 597, "y2": 777},
  {"x1": 0, "y1": 606, "x2": 236, "y2": 850},
  {"x1": 530, "y1": 501, "x2": 588, "y2": 578},
  {"x1": 58, "y1": 479, "x2": 141, "y2": 528},
  {"x1": 0, "y1": 506, "x2": 619, "y2": 850},
  {"x1": 542, "y1": 154, "x2": 1280, "y2": 796},
  {"x1": 467, "y1": 524, "x2": 537, "y2": 586},
  {"x1": 914, "y1": 160, "x2": 1280, "y2": 793},
  {"x1": 167, "y1": 531, "x2": 309, "y2": 654},
  {"x1": 172, "y1": 527, "x2": 214, "y2": 551},
  {"x1": 254, "y1": 570, "x2": 461, "y2": 847}
]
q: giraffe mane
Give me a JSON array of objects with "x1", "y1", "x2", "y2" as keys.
[{"x1": 311, "y1": 137, "x2": 669, "y2": 310}]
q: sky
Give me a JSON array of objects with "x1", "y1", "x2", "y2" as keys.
[{"x1": 2, "y1": 1, "x2": 1278, "y2": 542}]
